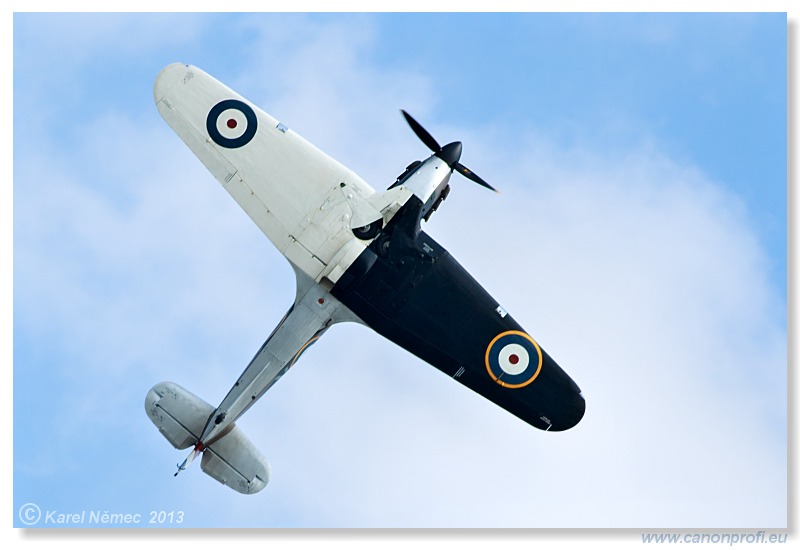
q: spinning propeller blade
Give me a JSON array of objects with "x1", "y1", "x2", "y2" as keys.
[
  {"x1": 455, "y1": 162, "x2": 496, "y2": 192},
  {"x1": 401, "y1": 109, "x2": 440, "y2": 153},
  {"x1": 400, "y1": 110, "x2": 497, "y2": 193}
]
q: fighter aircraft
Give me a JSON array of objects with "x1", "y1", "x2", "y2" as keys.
[{"x1": 146, "y1": 63, "x2": 585, "y2": 494}]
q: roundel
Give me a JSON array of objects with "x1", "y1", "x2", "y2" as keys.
[
  {"x1": 206, "y1": 99, "x2": 258, "y2": 148},
  {"x1": 485, "y1": 330, "x2": 543, "y2": 388}
]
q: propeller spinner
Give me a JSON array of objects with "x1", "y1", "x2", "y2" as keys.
[{"x1": 400, "y1": 110, "x2": 497, "y2": 193}]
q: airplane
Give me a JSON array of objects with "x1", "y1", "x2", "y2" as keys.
[{"x1": 145, "y1": 63, "x2": 585, "y2": 494}]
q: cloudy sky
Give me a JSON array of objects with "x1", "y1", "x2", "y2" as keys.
[{"x1": 11, "y1": 9, "x2": 789, "y2": 533}]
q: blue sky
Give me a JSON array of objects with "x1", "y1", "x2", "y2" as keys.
[{"x1": 10, "y1": 10, "x2": 789, "y2": 533}]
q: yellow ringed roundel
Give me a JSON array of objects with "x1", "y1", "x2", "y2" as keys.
[{"x1": 485, "y1": 330, "x2": 543, "y2": 388}]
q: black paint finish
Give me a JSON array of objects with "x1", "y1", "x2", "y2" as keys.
[{"x1": 331, "y1": 198, "x2": 585, "y2": 431}]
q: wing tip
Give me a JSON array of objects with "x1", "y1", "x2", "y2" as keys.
[
  {"x1": 547, "y1": 391, "x2": 586, "y2": 432},
  {"x1": 154, "y1": 62, "x2": 191, "y2": 105}
]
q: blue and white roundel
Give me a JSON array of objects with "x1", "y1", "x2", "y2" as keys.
[
  {"x1": 485, "y1": 330, "x2": 543, "y2": 388},
  {"x1": 206, "y1": 99, "x2": 258, "y2": 148}
]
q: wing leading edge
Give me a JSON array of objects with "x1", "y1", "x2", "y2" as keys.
[
  {"x1": 331, "y1": 196, "x2": 585, "y2": 431},
  {"x1": 149, "y1": 63, "x2": 583, "y2": 494},
  {"x1": 153, "y1": 63, "x2": 387, "y2": 283}
]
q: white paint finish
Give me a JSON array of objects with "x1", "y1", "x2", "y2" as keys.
[
  {"x1": 144, "y1": 382, "x2": 269, "y2": 494},
  {"x1": 399, "y1": 155, "x2": 452, "y2": 204},
  {"x1": 144, "y1": 382, "x2": 213, "y2": 450},
  {"x1": 323, "y1": 237, "x2": 368, "y2": 285},
  {"x1": 368, "y1": 185, "x2": 413, "y2": 225},
  {"x1": 498, "y1": 343, "x2": 529, "y2": 375},
  {"x1": 213, "y1": 107, "x2": 251, "y2": 141},
  {"x1": 340, "y1": 183, "x2": 383, "y2": 229},
  {"x1": 200, "y1": 425, "x2": 269, "y2": 495},
  {"x1": 153, "y1": 63, "x2": 387, "y2": 280}
]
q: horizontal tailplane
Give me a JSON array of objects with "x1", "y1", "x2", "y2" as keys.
[{"x1": 145, "y1": 382, "x2": 269, "y2": 494}]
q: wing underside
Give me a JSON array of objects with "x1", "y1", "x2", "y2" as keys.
[
  {"x1": 152, "y1": 63, "x2": 583, "y2": 451},
  {"x1": 153, "y1": 63, "x2": 383, "y2": 282},
  {"x1": 331, "y1": 198, "x2": 585, "y2": 431}
]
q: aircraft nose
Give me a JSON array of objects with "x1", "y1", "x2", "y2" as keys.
[{"x1": 437, "y1": 141, "x2": 463, "y2": 168}]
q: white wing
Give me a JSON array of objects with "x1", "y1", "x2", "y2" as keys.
[{"x1": 154, "y1": 63, "x2": 379, "y2": 280}]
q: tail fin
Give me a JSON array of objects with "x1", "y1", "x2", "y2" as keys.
[{"x1": 145, "y1": 382, "x2": 269, "y2": 494}]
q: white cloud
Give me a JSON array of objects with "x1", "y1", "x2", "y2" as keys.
[
  {"x1": 13, "y1": 13, "x2": 785, "y2": 528},
  {"x1": 233, "y1": 141, "x2": 786, "y2": 527}
]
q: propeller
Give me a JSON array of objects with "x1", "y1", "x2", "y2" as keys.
[{"x1": 400, "y1": 110, "x2": 497, "y2": 193}]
